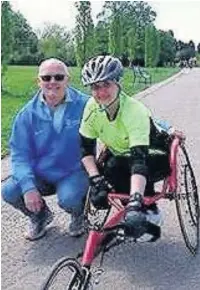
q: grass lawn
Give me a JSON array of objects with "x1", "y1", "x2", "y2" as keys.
[{"x1": 1, "y1": 65, "x2": 180, "y2": 157}]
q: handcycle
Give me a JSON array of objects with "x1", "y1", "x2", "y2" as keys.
[{"x1": 41, "y1": 134, "x2": 199, "y2": 290}]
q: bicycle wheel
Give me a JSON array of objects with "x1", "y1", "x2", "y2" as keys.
[
  {"x1": 174, "y1": 144, "x2": 199, "y2": 255},
  {"x1": 41, "y1": 257, "x2": 91, "y2": 290}
]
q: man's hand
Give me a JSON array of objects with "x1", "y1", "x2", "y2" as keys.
[{"x1": 24, "y1": 190, "x2": 43, "y2": 213}]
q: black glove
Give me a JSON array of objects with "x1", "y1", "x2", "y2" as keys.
[
  {"x1": 124, "y1": 193, "x2": 147, "y2": 238},
  {"x1": 89, "y1": 175, "x2": 112, "y2": 209}
]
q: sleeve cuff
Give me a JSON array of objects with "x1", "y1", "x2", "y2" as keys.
[{"x1": 20, "y1": 179, "x2": 36, "y2": 195}]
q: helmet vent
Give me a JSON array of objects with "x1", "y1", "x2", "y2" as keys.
[{"x1": 96, "y1": 64, "x2": 104, "y2": 79}]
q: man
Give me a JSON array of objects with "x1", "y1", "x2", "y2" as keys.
[
  {"x1": 2, "y1": 58, "x2": 89, "y2": 241},
  {"x1": 79, "y1": 55, "x2": 172, "y2": 242}
]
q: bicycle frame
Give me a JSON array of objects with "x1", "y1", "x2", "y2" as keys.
[
  {"x1": 41, "y1": 134, "x2": 199, "y2": 290},
  {"x1": 81, "y1": 137, "x2": 181, "y2": 267}
]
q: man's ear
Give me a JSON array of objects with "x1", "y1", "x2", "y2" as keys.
[
  {"x1": 65, "y1": 75, "x2": 70, "y2": 86},
  {"x1": 37, "y1": 77, "x2": 41, "y2": 87}
]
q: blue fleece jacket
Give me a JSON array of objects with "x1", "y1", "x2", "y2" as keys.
[{"x1": 10, "y1": 87, "x2": 89, "y2": 194}]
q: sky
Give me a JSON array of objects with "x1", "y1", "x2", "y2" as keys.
[{"x1": 10, "y1": 0, "x2": 200, "y2": 46}]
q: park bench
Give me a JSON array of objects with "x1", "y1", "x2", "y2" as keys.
[{"x1": 132, "y1": 65, "x2": 152, "y2": 85}]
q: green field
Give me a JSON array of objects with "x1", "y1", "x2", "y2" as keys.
[{"x1": 1, "y1": 65, "x2": 180, "y2": 157}]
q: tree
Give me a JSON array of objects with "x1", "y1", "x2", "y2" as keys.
[
  {"x1": 145, "y1": 24, "x2": 160, "y2": 67},
  {"x1": 1, "y1": 1, "x2": 14, "y2": 88},
  {"x1": 74, "y1": 1, "x2": 94, "y2": 67},
  {"x1": 158, "y1": 30, "x2": 176, "y2": 66},
  {"x1": 188, "y1": 40, "x2": 195, "y2": 51},
  {"x1": 94, "y1": 20, "x2": 109, "y2": 55},
  {"x1": 176, "y1": 40, "x2": 196, "y2": 61},
  {"x1": 98, "y1": 1, "x2": 130, "y2": 60},
  {"x1": 127, "y1": 22, "x2": 139, "y2": 61},
  {"x1": 197, "y1": 43, "x2": 200, "y2": 54},
  {"x1": 188, "y1": 40, "x2": 196, "y2": 58},
  {"x1": 108, "y1": 9, "x2": 123, "y2": 56},
  {"x1": 96, "y1": 1, "x2": 156, "y2": 64},
  {"x1": 9, "y1": 11, "x2": 40, "y2": 65},
  {"x1": 37, "y1": 23, "x2": 75, "y2": 65},
  {"x1": 1, "y1": 2, "x2": 41, "y2": 66}
]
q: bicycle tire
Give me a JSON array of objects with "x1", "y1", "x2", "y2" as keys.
[
  {"x1": 174, "y1": 144, "x2": 199, "y2": 255},
  {"x1": 41, "y1": 257, "x2": 90, "y2": 290}
]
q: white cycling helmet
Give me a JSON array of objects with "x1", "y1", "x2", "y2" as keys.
[{"x1": 82, "y1": 55, "x2": 123, "y2": 86}]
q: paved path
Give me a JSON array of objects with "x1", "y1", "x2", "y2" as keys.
[{"x1": 1, "y1": 68, "x2": 200, "y2": 290}]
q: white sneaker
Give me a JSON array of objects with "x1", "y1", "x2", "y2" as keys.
[
  {"x1": 146, "y1": 209, "x2": 163, "y2": 227},
  {"x1": 136, "y1": 233, "x2": 155, "y2": 243}
]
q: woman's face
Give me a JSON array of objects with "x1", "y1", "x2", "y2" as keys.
[{"x1": 90, "y1": 80, "x2": 119, "y2": 106}]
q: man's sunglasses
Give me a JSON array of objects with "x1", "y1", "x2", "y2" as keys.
[{"x1": 40, "y1": 74, "x2": 66, "y2": 82}]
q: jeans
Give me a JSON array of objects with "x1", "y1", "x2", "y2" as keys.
[{"x1": 2, "y1": 169, "x2": 89, "y2": 216}]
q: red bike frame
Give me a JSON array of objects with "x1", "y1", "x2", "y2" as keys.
[{"x1": 81, "y1": 137, "x2": 180, "y2": 267}]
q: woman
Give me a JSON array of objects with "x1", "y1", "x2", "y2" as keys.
[{"x1": 79, "y1": 55, "x2": 172, "y2": 241}]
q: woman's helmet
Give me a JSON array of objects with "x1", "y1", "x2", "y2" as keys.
[{"x1": 82, "y1": 55, "x2": 123, "y2": 86}]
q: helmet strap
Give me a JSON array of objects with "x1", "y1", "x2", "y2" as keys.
[{"x1": 99, "y1": 85, "x2": 121, "y2": 121}]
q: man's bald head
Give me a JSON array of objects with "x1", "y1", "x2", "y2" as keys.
[{"x1": 38, "y1": 58, "x2": 69, "y2": 77}]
